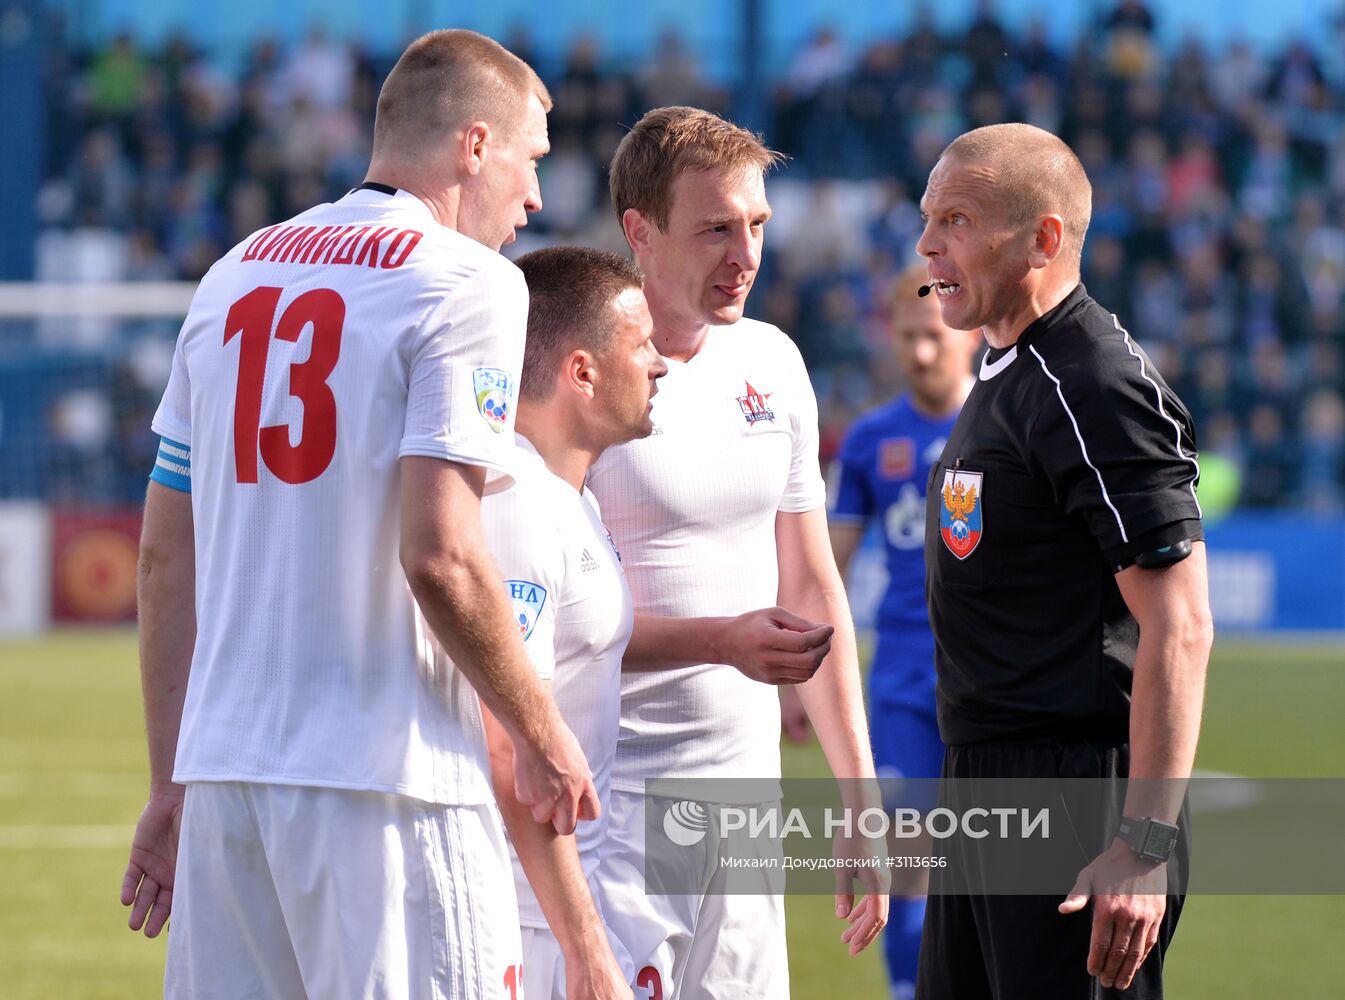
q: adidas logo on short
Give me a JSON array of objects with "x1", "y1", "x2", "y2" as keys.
[{"x1": 580, "y1": 548, "x2": 600, "y2": 572}]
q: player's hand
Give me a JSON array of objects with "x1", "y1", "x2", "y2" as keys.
[
  {"x1": 719, "y1": 607, "x2": 833, "y2": 685},
  {"x1": 1058, "y1": 840, "x2": 1168, "y2": 990},
  {"x1": 563, "y1": 942, "x2": 634, "y2": 1000},
  {"x1": 833, "y1": 827, "x2": 891, "y2": 956},
  {"x1": 513, "y1": 713, "x2": 600, "y2": 836},
  {"x1": 120, "y1": 784, "x2": 185, "y2": 938},
  {"x1": 779, "y1": 685, "x2": 813, "y2": 744}
]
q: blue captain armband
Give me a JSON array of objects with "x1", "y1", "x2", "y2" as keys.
[{"x1": 149, "y1": 437, "x2": 192, "y2": 493}]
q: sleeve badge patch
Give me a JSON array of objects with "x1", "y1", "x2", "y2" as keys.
[
  {"x1": 473, "y1": 367, "x2": 514, "y2": 433},
  {"x1": 940, "y1": 468, "x2": 983, "y2": 560},
  {"x1": 505, "y1": 579, "x2": 547, "y2": 640}
]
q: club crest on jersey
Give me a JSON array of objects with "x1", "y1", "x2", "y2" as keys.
[
  {"x1": 940, "y1": 469, "x2": 983, "y2": 560},
  {"x1": 473, "y1": 367, "x2": 514, "y2": 433},
  {"x1": 879, "y1": 438, "x2": 915, "y2": 480},
  {"x1": 736, "y1": 381, "x2": 775, "y2": 424},
  {"x1": 505, "y1": 579, "x2": 547, "y2": 641}
]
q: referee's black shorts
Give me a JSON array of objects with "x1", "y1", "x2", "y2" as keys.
[{"x1": 915, "y1": 739, "x2": 1187, "y2": 1000}]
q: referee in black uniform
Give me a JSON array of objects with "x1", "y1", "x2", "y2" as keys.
[{"x1": 912, "y1": 124, "x2": 1214, "y2": 999}]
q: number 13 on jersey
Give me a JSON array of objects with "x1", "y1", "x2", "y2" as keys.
[{"x1": 225, "y1": 285, "x2": 345, "y2": 484}]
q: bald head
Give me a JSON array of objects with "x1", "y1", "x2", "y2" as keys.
[
  {"x1": 943, "y1": 124, "x2": 1092, "y2": 272},
  {"x1": 372, "y1": 29, "x2": 551, "y2": 162}
]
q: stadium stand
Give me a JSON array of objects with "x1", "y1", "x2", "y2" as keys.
[{"x1": 10, "y1": 3, "x2": 1345, "y2": 511}]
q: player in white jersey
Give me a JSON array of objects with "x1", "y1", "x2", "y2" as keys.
[
  {"x1": 586, "y1": 108, "x2": 889, "y2": 999},
  {"x1": 120, "y1": 31, "x2": 599, "y2": 999},
  {"x1": 481, "y1": 248, "x2": 839, "y2": 1000},
  {"x1": 477, "y1": 247, "x2": 662, "y2": 1000}
]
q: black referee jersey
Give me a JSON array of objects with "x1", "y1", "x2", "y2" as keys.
[{"x1": 924, "y1": 284, "x2": 1203, "y2": 747}]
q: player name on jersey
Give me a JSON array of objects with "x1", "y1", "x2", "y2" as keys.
[{"x1": 241, "y1": 223, "x2": 423, "y2": 270}]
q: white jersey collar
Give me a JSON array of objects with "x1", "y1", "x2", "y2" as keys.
[
  {"x1": 513, "y1": 433, "x2": 547, "y2": 468},
  {"x1": 339, "y1": 186, "x2": 435, "y2": 222}
]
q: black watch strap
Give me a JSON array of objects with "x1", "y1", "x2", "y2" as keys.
[{"x1": 1117, "y1": 815, "x2": 1179, "y2": 863}]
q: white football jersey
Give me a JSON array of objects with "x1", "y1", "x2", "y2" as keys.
[
  {"x1": 585, "y1": 318, "x2": 826, "y2": 790},
  {"x1": 152, "y1": 187, "x2": 527, "y2": 804},
  {"x1": 482, "y1": 438, "x2": 633, "y2": 927}
]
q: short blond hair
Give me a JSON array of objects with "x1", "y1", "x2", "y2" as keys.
[
  {"x1": 610, "y1": 106, "x2": 785, "y2": 231},
  {"x1": 373, "y1": 30, "x2": 551, "y2": 156},
  {"x1": 944, "y1": 123, "x2": 1092, "y2": 272}
]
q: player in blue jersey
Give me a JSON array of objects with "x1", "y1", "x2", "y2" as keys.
[{"x1": 828, "y1": 261, "x2": 980, "y2": 1000}]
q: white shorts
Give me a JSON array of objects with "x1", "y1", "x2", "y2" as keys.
[
  {"x1": 595, "y1": 789, "x2": 789, "y2": 1000},
  {"x1": 520, "y1": 886, "x2": 635, "y2": 1000},
  {"x1": 166, "y1": 781, "x2": 521, "y2": 1000},
  {"x1": 520, "y1": 926, "x2": 567, "y2": 1000}
]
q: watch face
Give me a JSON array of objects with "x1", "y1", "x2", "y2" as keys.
[{"x1": 1142, "y1": 822, "x2": 1178, "y2": 860}]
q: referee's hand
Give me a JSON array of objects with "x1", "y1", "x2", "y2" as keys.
[{"x1": 1059, "y1": 840, "x2": 1168, "y2": 990}]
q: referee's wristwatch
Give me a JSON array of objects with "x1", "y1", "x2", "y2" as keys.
[{"x1": 1115, "y1": 816, "x2": 1180, "y2": 863}]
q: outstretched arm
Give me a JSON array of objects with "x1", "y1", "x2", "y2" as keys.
[
  {"x1": 122, "y1": 482, "x2": 196, "y2": 937},
  {"x1": 1059, "y1": 542, "x2": 1213, "y2": 990},
  {"x1": 480, "y1": 703, "x2": 631, "y2": 1000},
  {"x1": 776, "y1": 506, "x2": 888, "y2": 955}
]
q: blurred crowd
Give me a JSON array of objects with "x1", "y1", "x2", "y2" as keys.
[{"x1": 26, "y1": 1, "x2": 1345, "y2": 510}]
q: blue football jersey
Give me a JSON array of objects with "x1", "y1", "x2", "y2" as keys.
[{"x1": 831, "y1": 395, "x2": 956, "y2": 638}]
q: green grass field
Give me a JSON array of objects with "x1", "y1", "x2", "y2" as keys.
[{"x1": 2, "y1": 631, "x2": 1342, "y2": 998}]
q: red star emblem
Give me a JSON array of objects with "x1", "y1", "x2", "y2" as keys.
[{"x1": 737, "y1": 381, "x2": 776, "y2": 423}]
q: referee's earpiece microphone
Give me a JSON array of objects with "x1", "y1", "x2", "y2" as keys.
[{"x1": 918, "y1": 283, "x2": 933, "y2": 297}]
